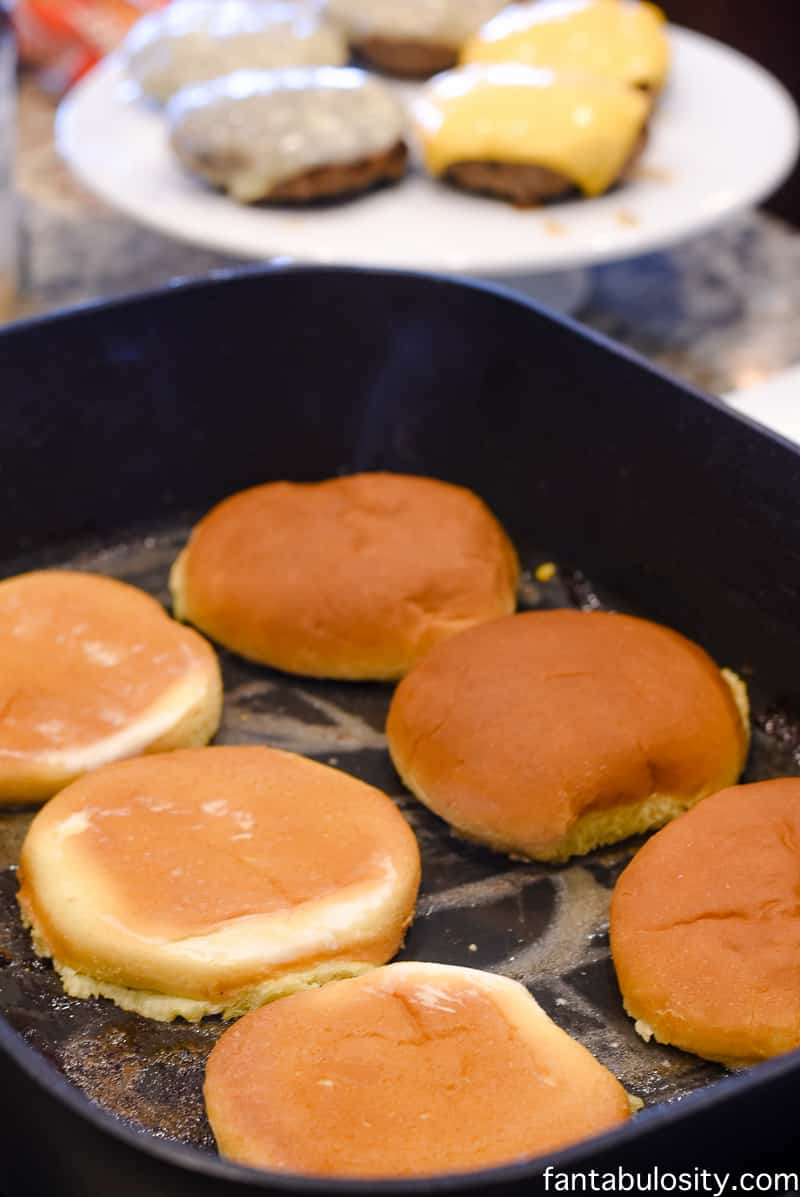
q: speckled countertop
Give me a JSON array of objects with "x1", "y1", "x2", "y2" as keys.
[{"x1": 8, "y1": 76, "x2": 800, "y2": 396}]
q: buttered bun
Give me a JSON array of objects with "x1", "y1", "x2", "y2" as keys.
[
  {"x1": 205, "y1": 962, "x2": 632, "y2": 1177},
  {"x1": 171, "y1": 473, "x2": 519, "y2": 679},
  {"x1": 387, "y1": 609, "x2": 748, "y2": 862},
  {"x1": 0, "y1": 570, "x2": 221, "y2": 804},
  {"x1": 611, "y1": 778, "x2": 800, "y2": 1067},
  {"x1": 18, "y1": 746, "x2": 420, "y2": 1021}
]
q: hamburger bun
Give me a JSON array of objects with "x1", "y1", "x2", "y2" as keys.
[
  {"x1": 171, "y1": 473, "x2": 519, "y2": 680},
  {"x1": 204, "y1": 961, "x2": 632, "y2": 1177},
  {"x1": 18, "y1": 746, "x2": 421, "y2": 1021},
  {"x1": 387, "y1": 609, "x2": 748, "y2": 862},
  {"x1": 0, "y1": 570, "x2": 221, "y2": 804},
  {"x1": 611, "y1": 778, "x2": 800, "y2": 1067}
]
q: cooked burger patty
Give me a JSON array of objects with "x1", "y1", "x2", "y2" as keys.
[
  {"x1": 267, "y1": 140, "x2": 408, "y2": 202},
  {"x1": 355, "y1": 36, "x2": 458, "y2": 78},
  {"x1": 445, "y1": 128, "x2": 647, "y2": 207}
]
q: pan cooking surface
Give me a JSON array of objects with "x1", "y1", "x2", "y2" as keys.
[{"x1": 1, "y1": 524, "x2": 798, "y2": 1153}]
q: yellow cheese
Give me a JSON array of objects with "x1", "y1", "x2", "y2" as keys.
[
  {"x1": 461, "y1": 0, "x2": 670, "y2": 93},
  {"x1": 415, "y1": 64, "x2": 649, "y2": 196}
]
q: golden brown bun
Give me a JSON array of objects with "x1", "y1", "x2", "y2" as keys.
[
  {"x1": 0, "y1": 570, "x2": 222, "y2": 804},
  {"x1": 387, "y1": 610, "x2": 748, "y2": 862},
  {"x1": 170, "y1": 473, "x2": 519, "y2": 680},
  {"x1": 611, "y1": 778, "x2": 800, "y2": 1066},
  {"x1": 205, "y1": 961, "x2": 632, "y2": 1177},
  {"x1": 18, "y1": 746, "x2": 421, "y2": 1021}
]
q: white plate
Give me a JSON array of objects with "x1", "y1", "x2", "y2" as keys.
[
  {"x1": 57, "y1": 27, "x2": 799, "y2": 274},
  {"x1": 726, "y1": 364, "x2": 800, "y2": 447}
]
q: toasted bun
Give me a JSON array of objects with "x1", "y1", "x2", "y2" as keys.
[
  {"x1": 387, "y1": 610, "x2": 748, "y2": 862},
  {"x1": 171, "y1": 473, "x2": 519, "y2": 680},
  {"x1": 611, "y1": 778, "x2": 800, "y2": 1066},
  {"x1": 0, "y1": 570, "x2": 221, "y2": 804},
  {"x1": 205, "y1": 961, "x2": 631, "y2": 1177},
  {"x1": 18, "y1": 746, "x2": 420, "y2": 1021}
]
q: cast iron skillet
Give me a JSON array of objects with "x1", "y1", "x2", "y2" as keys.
[{"x1": 0, "y1": 266, "x2": 799, "y2": 1194}]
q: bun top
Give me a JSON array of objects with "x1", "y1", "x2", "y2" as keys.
[
  {"x1": 174, "y1": 473, "x2": 519, "y2": 679},
  {"x1": 0, "y1": 570, "x2": 217, "y2": 783},
  {"x1": 462, "y1": 0, "x2": 670, "y2": 92},
  {"x1": 205, "y1": 961, "x2": 631, "y2": 1177},
  {"x1": 388, "y1": 609, "x2": 747, "y2": 859},
  {"x1": 611, "y1": 778, "x2": 800, "y2": 1064},
  {"x1": 414, "y1": 63, "x2": 649, "y2": 195}
]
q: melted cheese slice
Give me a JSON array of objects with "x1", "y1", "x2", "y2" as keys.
[
  {"x1": 415, "y1": 64, "x2": 650, "y2": 196},
  {"x1": 461, "y1": 0, "x2": 670, "y2": 92}
]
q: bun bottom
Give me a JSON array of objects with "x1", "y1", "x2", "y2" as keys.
[
  {"x1": 396, "y1": 669, "x2": 748, "y2": 864},
  {"x1": 628, "y1": 1008, "x2": 752, "y2": 1071},
  {"x1": 1, "y1": 666, "x2": 222, "y2": 805},
  {"x1": 24, "y1": 915, "x2": 378, "y2": 1023}
]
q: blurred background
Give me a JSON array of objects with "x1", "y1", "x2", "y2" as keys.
[
  {"x1": 2, "y1": 0, "x2": 800, "y2": 434},
  {"x1": 664, "y1": 0, "x2": 798, "y2": 222}
]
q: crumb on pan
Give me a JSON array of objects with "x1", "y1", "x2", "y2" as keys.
[
  {"x1": 634, "y1": 1019, "x2": 654, "y2": 1043},
  {"x1": 535, "y1": 562, "x2": 557, "y2": 583}
]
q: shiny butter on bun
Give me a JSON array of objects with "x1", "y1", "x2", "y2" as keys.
[
  {"x1": 170, "y1": 473, "x2": 519, "y2": 680},
  {"x1": 17, "y1": 746, "x2": 421, "y2": 1021},
  {"x1": 387, "y1": 610, "x2": 749, "y2": 862},
  {"x1": 462, "y1": 0, "x2": 670, "y2": 94},
  {"x1": 414, "y1": 63, "x2": 650, "y2": 205},
  {"x1": 611, "y1": 778, "x2": 800, "y2": 1067},
  {"x1": 0, "y1": 570, "x2": 221, "y2": 804},
  {"x1": 204, "y1": 962, "x2": 633, "y2": 1177},
  {"x1": 326, "y1": 0, "x2": 508, "y2": 78},
  {"x1": 168, "y1": 67, "x2": 408, "y2": 204},
  {"x1": 125, "y1": 0, "x2": 347, "y2": 104}
]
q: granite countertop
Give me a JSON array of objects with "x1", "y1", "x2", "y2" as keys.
[{"x1": 10, "y1": 76, "x2": 800, "y2": 397}]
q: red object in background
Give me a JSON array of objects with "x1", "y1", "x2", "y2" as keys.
[{"x1": 14, "y1": 0, "x2": 166, "y2": 92}]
